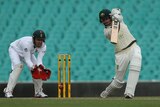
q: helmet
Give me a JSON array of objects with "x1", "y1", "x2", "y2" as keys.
[
  {"x1": 99, "y1": 9, "x2": 111, "y2": 23},
  {"x1": 32, "y1": 30, "x2": 46, "y2": 42}
]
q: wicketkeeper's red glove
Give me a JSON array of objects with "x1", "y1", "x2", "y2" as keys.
[
  {"x1": 31, "y1": 65, "x2": 51, "y2": 81},
  {"x1": 31, "y1": 65, "x2": 43, "y2": 79},
  {"x1": 40, "y1": 68, "x2": 51, "y2": 81}
]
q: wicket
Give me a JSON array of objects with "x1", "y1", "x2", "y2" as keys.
[{"x1": 58, "y1": 54, "x2": 71, "y2": 98}]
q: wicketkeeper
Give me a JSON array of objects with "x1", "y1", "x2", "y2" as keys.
[
  {"x1": 99, "y1": 8, "x2": 142, "y2": 98},
  {"x1": 4, "y1": 30, "x2": 51, "y2": 98}
]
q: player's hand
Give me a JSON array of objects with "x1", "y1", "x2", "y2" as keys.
[
  {"x1": 31, "y1": 65, "x2": 42, "y2": 79},
  {"x1": 110, "y1": 8, "x2": 123, "y2": 22},
  {"x1": 40, "y1": 68, "x2": 51, "y2": 81},
  {"x1": 112, "y1": 15, "x2": 118, "y2": 21},
  {"x1": 31, "y1": 65, "x2": 51, "y2": 80},
  {"x1": 38, "y1": 64, "x2": 45, "y2": 70}
]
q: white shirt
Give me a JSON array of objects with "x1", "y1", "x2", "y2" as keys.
[{"x1": 10, "y1": 36, "x2": 46, "y2": 69}]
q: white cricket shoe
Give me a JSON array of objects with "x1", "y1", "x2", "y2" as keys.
[
  {"x1": 35, "y1": 92, "x2": 48, "y2": 98},
  {"x1": 124, "y1": 93, "x2": 133, "y2": 99},
  {"x1": 100, "y1": 90, "x2": 109, "y2": 98},
  {"x1": 3, "y1": 88, "x2": 13, "y2": 98}
]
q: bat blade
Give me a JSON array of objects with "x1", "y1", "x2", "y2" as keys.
[{"x1": 111, "y1": 20, "x2": 119, "y2": 44}]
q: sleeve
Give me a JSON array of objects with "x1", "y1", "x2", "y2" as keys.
[
  {"x1": 22, "y1": 45, "x2": 34, "y2": 69},
  {"x1": 31, "y1": 54, "x2": 37, "y2": 65},
  {"x1": 37, "y1": 44, "x2": 46, "y2": 66},
  {"x1": 110, "y1": 8, "x2": 123, "y2": 22},
  {"x1": 104, "y1": 27, "x2": 112, "y2": 40}
]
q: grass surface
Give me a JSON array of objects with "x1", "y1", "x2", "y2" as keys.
[{"x1": 0, "y1": 97, "x2": 160, "y2": 107}]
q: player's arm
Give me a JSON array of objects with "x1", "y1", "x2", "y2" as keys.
[
  {"x1": 37, "y1": 44, "x2": 46, "y2": 66},
  {"x1": 23, "y1": 47, "x2": 34, "y2": 69},
  {"x1": 104, "y1": 8, "x2": 122, "y2": 41},
  {"x1": 31, "y1": 54, "x2": 37, "y2": 63},
  {"x1": 36, "y1": 45, "x2": 51, "y2": 80}
]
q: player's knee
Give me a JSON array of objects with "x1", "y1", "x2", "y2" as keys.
[
  {"x1": 130, "y1": 65, "x2": 141, "y2": 72},
  {"x1": 10, "y1": 64, "x2": 23, "y2": 78},
  {"x1": 12, "y1": 63, "x2": 23, "y2": 72},
  {"x1": 17, "y1": 63, "x2": 23, "y2": 68},
  {"x1": 111, "y1": 78, "x2": 124, "y2": 89},
  {"x1": 14, "y1": 63, "x2": 23, "y2": 69}
]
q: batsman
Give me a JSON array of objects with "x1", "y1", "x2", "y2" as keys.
[
  {"x1": 4, "y1": 30, "x2": 51, "y2": 98},
  {"x1": 99, "y1": 8, "x2": 142, "y2": 98}
]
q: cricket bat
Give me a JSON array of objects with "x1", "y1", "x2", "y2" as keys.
[{"x1": 111, "y1": 19, "x2": 119, "y2": 44}]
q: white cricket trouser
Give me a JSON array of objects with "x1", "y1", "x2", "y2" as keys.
[
  {"x1": 5, "y1": 46, "x2": 43, "y2": 94},
  {"x1": 115, "y1": 43, "x2": 142, "y2": 96}
]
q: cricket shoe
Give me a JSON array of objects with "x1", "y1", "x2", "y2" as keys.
[
  {"x1": 124, "y1": 93, "x2": 133, "y2": 99},
  {"x1": 35, "y1": 92, "x2": 48, "y2": 98},
  {"x1": 100, "y1": 90, "x2": 109, "y2": 98},
  {"x1": 3, "y1": 88, "x2": 13, "y2": 98}
]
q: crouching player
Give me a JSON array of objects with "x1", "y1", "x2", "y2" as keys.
[{"x1": 4, "y1": 30, "x2": 51, "y2": 98}]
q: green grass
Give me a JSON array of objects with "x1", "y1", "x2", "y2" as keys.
[{"x1": 0, "y1": 97, "x2": 160, "y2": 107}]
